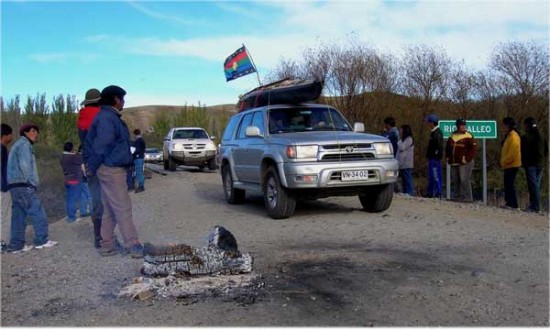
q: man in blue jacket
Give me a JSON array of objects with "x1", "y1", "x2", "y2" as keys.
[{"x1": 84, "y1": 85, "x2": 144, "y2": 258}]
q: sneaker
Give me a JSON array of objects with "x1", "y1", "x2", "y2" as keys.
[
  {"x1": 1, "y1": 242, "x2": 7, "y2": 253},
  {"x1": 129, "y1": 243, "x2": 144, "y2": 259},
  {"x1": 134, "y1": 187, "x2": 144, "y2": 193},
  {"x1": 11, "y1": 245, "x2": 34, "y2": 254},
  {"x1": 34, "y1": 240, "x2": 58, "y2": 249}
]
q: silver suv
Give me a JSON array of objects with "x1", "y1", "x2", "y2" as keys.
[
  {"x1": 219, "y1": 104, "x2": 399, "y2": 219},
  {"x1": 163, "y1": 127, "x2": 217, "y2": 171}
]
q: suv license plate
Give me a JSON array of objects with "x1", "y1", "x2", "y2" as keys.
[{"x1": 341, "y1": 170, "x2": 370, "y2": 181}]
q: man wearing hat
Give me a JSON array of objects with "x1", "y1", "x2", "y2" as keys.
[
  {"x1": 424, "y1": 114, "x2": 443, "y2": 198},
  {"x1": 78, "y1": 88, "x2": 104, "y2": 248},
  {"x1": 84, "y1": 85, "x2": 144, "y2": 258},
  {"x1": 445, "y1": 118, "x2": 477, "y2": 202},
  {"x1": 7, "y1": 123, "x2": 57, "y2": 253}
]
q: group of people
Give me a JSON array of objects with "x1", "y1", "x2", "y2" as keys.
[
  {"x1": 1, "y1": 85, "x2": 148, "y2": 256},
  {"x1": 382, "y1": 114, "x2": 545, "y2": 212}
]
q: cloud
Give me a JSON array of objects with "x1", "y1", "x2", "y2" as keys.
[
  {"x1": 29, "y1": 52, "x2": 100, "y2": 64},
  {"x1": 126, "y1": 1, "x2": 194, "y2": 25},
  {"x1": 86, "y1": 0, "x2": 548, "y2": 72}
]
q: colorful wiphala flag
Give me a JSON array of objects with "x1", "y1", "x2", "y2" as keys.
[{"x1": 224, "y1": 46, "x2": 257, "y2": 82}]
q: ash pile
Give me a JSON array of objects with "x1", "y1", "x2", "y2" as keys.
[{"x1": 119, "y1": 226, "x2": 262, "y2": 302}]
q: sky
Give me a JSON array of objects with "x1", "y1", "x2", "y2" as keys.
[{"x1": 1, "y1": 0, "x2": 548, "y2": 108}]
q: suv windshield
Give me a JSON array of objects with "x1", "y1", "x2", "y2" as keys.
[
  {"x1": 173, "y1": 129, "x2": 208, "y2": 139},
  {"x1": 145, "y1": 148, "x2": 159, "y2": 153},
  {"x1": 268, "y1": 107, "x2": 351, "y2": 134}
]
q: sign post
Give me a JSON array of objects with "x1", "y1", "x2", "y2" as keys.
[{"x1": 440, "y1": 120, "x2": 497, "y2": 205}]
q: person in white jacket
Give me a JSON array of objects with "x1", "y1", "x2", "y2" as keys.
[{"x1": 397, "y1": 124, "x2": 415, "y2": 196}]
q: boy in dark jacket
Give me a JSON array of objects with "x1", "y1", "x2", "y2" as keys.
[
  {"x1": 132, "y1": 129, "x2": 146, "y2": 193},
  {"x1": 521, "y1": 117, "x2": 547, "y2": 212},
  {"x1": 425, "y1": 114, "x2": 443, "y2": 198}
]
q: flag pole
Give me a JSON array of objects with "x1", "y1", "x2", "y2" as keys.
[{"x1": 243, "y1": 44, "x2": 262, "y2": 86}]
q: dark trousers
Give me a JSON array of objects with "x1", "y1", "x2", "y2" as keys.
[
  {"x1": 399, "y1": 168, "x2": 415, "y2": 195},
  {"x1": 524, "y1": 166, "x2": 543, "y2": 211},
  {"x1": 88, "y1": 175, "x2": 103, "y2": 242},
  {"x1": 503, "y1": 167, "x2": 519, "y2": 208}
]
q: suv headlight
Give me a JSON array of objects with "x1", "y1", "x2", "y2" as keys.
[
  {"x1": 286, "y1": 145, "x2": 319, "y2": 159},
  {"x1": 373, "y1": 142, "x2": 392, "y2": 156},
  {"x1": 206, "y1": 141, "x2": 216, "y2": 150}
]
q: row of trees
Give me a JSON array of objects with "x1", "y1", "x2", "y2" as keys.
[
  {"x1": 268, "y1": 39, "x2": 548, "y2": 174},
  {"x1": 1, "y1": 94, "x2": 80, "y2": 148}
]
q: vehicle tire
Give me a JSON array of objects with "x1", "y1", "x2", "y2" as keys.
[
  {"x1": 359, "y1": 184, "x2": 393, "y2": 212},
  {"x1": 198, "y1": 165, "x2": 205, "y2": 171},
  {"x1": 263, "y1": 166, "x2": 296, "y2": 219},
  {"x1": 208, "y1": 158, "x2": 217, "y2": 171},
  {"x1": 168, "y1": 156, "x2": 177, "y2": 171},
  {"x1": 222, "y1": 165, "x2": 245, "y2": 204}
]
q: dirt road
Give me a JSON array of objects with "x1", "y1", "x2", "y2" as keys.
[{"x1": 1, "y1": 166, "x2": 548, "y2": 326}]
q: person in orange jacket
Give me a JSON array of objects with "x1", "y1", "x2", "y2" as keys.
[
  {"x1": 446, "y1": 118, "x2": 477, "y2": 202},
  {"x1": 500, "y1": 117, "x2": 521, "y2": 209}
]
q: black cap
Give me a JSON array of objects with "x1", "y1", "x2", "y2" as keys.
[
  {"x1": 456, "y1": 118, "x2": 466, "y2": 126},
  {"x1": 101, "y1": 85, "x2": 126, "y2": 99}
]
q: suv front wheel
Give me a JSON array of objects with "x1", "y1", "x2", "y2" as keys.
[
  {"x1": 222, "y1": 165, "x2": 245, "y2": 204},
  {"x1": 263, "y1": 166, "x2": 296, "y2": 219},
  {"x1": 359, "y1": 184, "x2": 393, "y2": 212}
]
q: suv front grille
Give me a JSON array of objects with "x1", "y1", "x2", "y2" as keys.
[
  {"x1": 183, "y1": 144, "x2": 206, "y2": 150},
  {"x1": 322, "y1": 143, "x2": 372, "y2": 150},
  {"x1": 321, "y1": 152, "x2": 375, "y2": 162}
]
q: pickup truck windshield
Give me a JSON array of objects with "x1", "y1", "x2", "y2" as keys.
[
  {"x1": 268, "y1": 107, "x2": 352, "y2": 134},
  {"x1": 173, "y1": 130, "x2": 208, "y2": 139}
]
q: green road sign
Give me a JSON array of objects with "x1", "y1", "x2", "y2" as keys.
[{"x1": 439, "y1": 120, "x2": 497, "y2": 139}]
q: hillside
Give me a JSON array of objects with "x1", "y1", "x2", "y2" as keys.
[{"x1": 121, "y1": 103, "x2": 238, "y2": 132}]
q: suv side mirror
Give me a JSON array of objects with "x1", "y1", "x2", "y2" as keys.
[
  {"x1": 353, "y1": 122, "x2": 365, "y2": 132},
  {"x1": 245, "y1": 126, "x2": 262, "y2": 137}
]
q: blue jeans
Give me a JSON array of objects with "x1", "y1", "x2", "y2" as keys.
[
  {"x1": 134, "y1": 158, "x2": 145, "y2": 188},
  {"x1": 426, "y1": 159, "x2": 442, "y2": 197},
  {"x1": 503, "y1": 167, "x2": 519, "y2": 208},
  {"x1": 80, "y1": 182, "x2": 92, "y2": 216},
  {"x1": 9, "y1": 187, "x2": 49, "y2": 249},
  {"x1": 65, "y1": 183, "x2": 81, "y2": 222},
  {"x1": 399, "y1": 168, "x2": 415, "y2": 195},
  {"x1": 524, "y1": 166, "x2": 543, "y2": 211}
]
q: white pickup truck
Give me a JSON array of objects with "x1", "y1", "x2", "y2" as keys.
[{"x1": 163, "y1": 127, "x2": 218, "y2": 171}]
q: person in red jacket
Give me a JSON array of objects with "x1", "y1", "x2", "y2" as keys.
[
  {"x1": 78, "y1": 89, "x2": 103, "y2": 248},
  {"x1": 446, "y1": 118, "x2": 477, "y2": 202}
]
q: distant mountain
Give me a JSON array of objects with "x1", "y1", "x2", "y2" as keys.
[{"x1": 121, "y1": 104, "x2": 237, "y2": 132}]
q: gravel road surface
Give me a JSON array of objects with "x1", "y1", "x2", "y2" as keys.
[{"x1": 1, "y1": 165, "x2": 548, "y2": 326}]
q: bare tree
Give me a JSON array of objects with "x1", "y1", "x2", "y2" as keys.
[
  {"x1": 490, "y1": 41, "x2": 549, "y2": 121},
  {"x1": 447, "y1": 62, "x2": 476, "y2": 119},
  {"x1": 400, "y1": 44, "x2": 452, "y2": 116}
]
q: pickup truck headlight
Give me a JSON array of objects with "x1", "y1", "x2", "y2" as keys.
[
  {"x1": 373, "y1": 142, "x2": 392, "y2": 156},
  {"x1": 286, "y1": 145, "x2": 319, "y2": 159}
]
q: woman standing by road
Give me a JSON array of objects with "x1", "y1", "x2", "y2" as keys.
[{"x1": 397, "y1": 124, "x2": 415, "y2": 196}]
